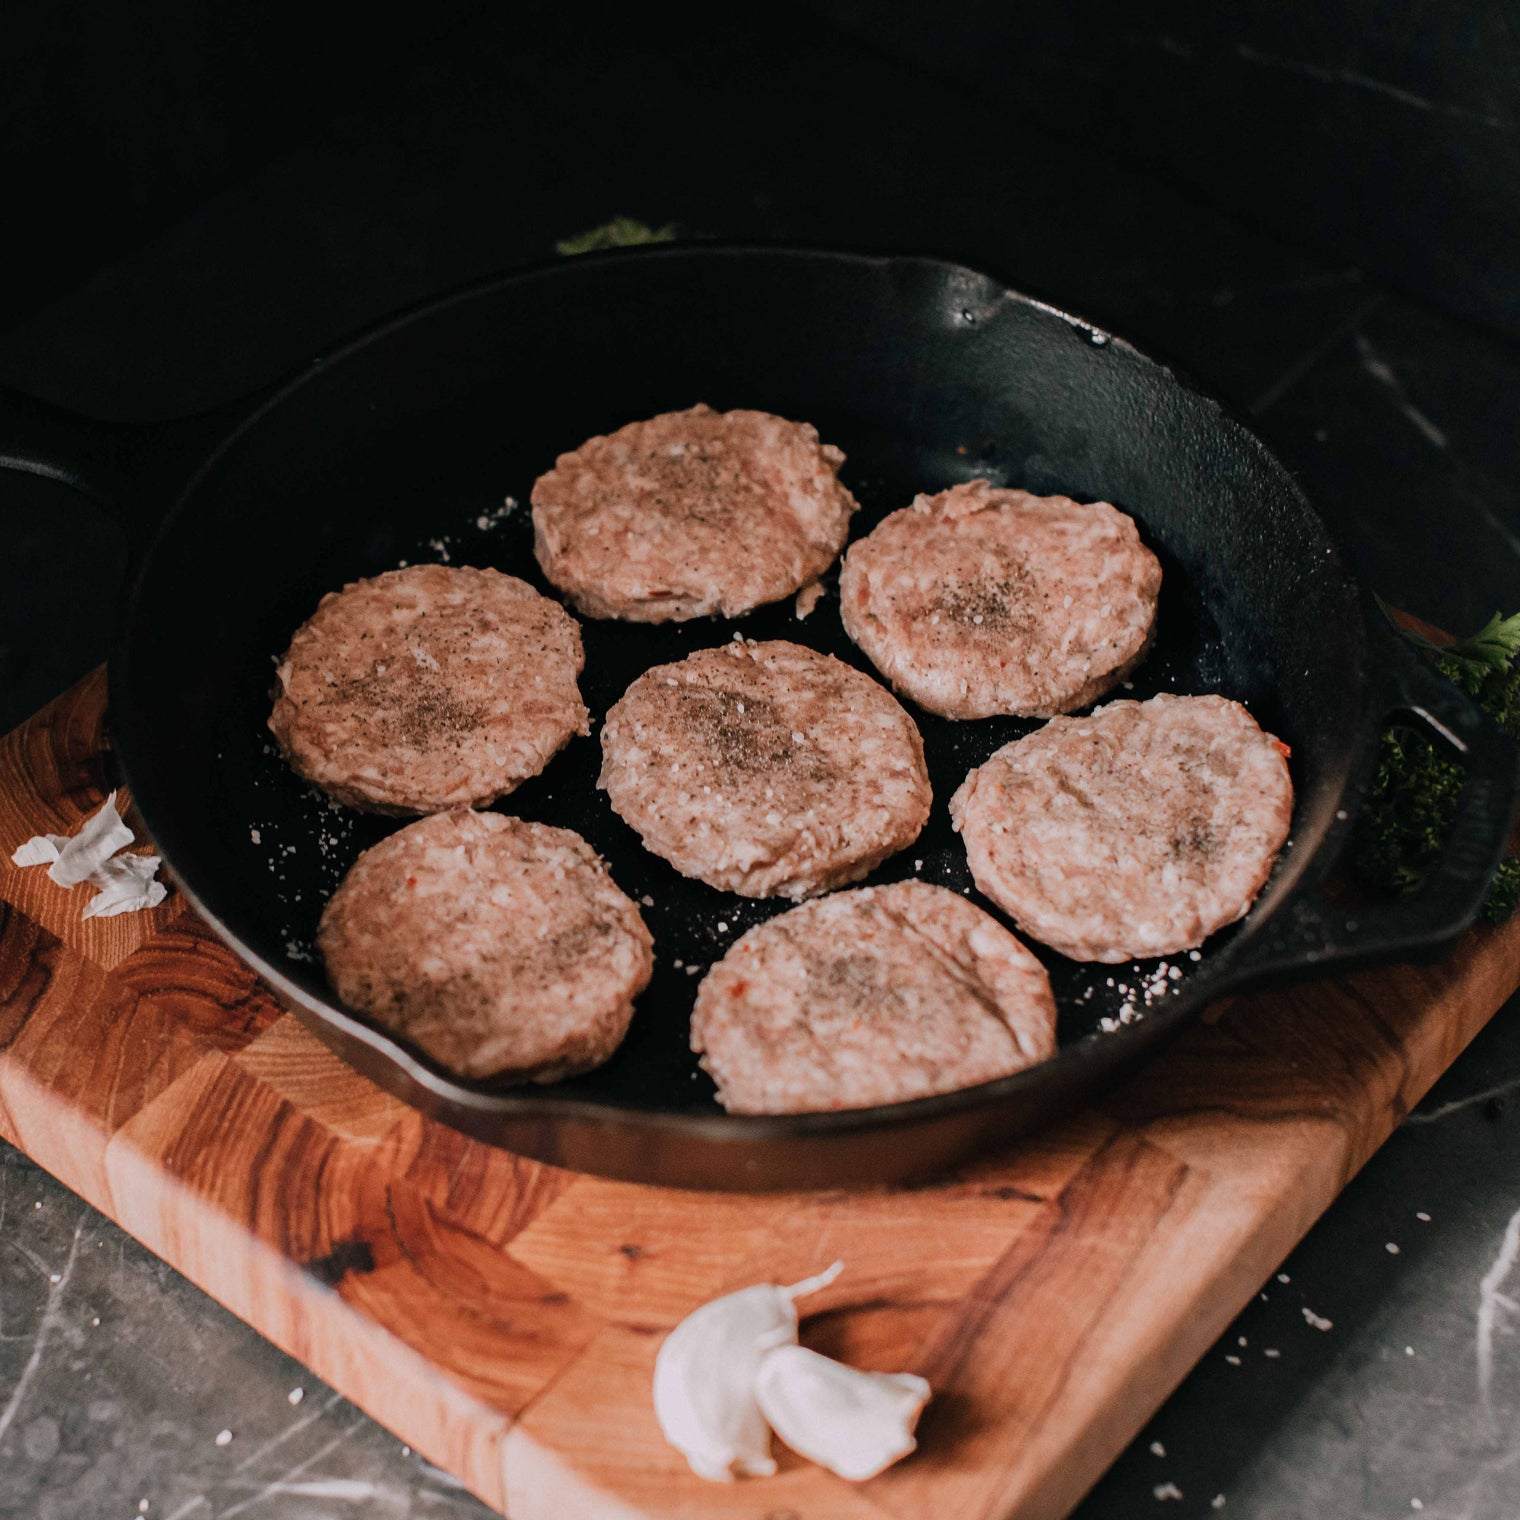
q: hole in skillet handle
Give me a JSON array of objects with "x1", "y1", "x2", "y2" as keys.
[{"x1": 1226, "y1": 616, "x2": 1520, "y2": 988}]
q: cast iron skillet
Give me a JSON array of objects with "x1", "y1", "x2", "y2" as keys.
[{"x1": 2, "y1": 247, "x2": 1516, "y2": 1190}]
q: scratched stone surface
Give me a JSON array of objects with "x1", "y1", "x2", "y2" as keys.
[
  {"x1": 0, "y1": 1145, "x2": 484, "y2": 1520},
  {"x1": 2, "y1": 6, "x2": 1520, "y2": 1519}
]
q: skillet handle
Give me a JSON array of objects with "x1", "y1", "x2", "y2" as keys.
[
  {"x1": 0, "y1": 383, "x2": 134, "y2": 511},
  {"x1": 1225, "y1": 621, "x2": 1520, "y2": 987},
  {"x1": 0, "y1": 380, "x2": 281, "y2": 554}
]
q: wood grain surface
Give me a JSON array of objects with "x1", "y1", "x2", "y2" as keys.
[{"x1": 2, "y1": 667, "x2": 1518, "y2": 1519}]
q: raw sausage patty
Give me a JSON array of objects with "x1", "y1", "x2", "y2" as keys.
[
  {"x1": 599, "y1": 640, "x2": 931, "y2": 899},
  {"x1": 531, "y1": 405, "x2": 858, "y2": 621},
  {"x1": 269, "y1": 564, "x2": 589, "y2": 814},
  {"x1": 318, "y1": 810, "x2": 652, "y2": 1082},
  {"x1": 839, "y1": 480, "x2": 1162, "y2": 718},
  {"x1": 951, "y1": 694, "x2": 1294, "y2": 962},
  {"x1": 691, "y1": 881, "x2": 1057, "y2": 1114}
]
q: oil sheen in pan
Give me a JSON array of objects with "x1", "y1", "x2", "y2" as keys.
[{"x1": 236, "y1": 418, "x2": 1246, "y2": 1110}]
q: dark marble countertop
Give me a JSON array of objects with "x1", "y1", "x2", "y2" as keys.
[{"x1": 2, "y1": 9, "x2": 1519, "y2": 1517}]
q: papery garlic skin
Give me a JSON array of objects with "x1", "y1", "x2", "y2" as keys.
[
  {"x1": 11, "y1": 836, "x2": 67, "y2": 868},
  {"x1": 754, "y1": 1344, "x2": 931, "y2": 1481},
  {"x1": 48, "y1": 791, "x2": 134, "y2": 887},
  {"x1": 82, "y1": 851, "x2": 168, "y2": 918},
  {"x1": 10, "y1": 791, "x2": 167, "y2": 917},
  {"x1": 653, "y1": 1263, "x2": 843, "y2": 1482}
]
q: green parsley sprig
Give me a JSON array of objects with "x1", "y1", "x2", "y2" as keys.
[
  {"x1": 1355, "y1": 602, "x2": 1520, "y2": 923},
  {"x1": 555, "y1": 218, "x2": 677, "y2": 257}
]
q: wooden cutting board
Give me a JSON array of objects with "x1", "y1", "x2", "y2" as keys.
[{"x1": 2, "y1": 667, "x2": 1518, "y2": 1520}]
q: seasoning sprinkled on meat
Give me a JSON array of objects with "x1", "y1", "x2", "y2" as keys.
[
  {"x1": 950, "y1": 693, "x2": 1294, "y2": 961},
  {"x1": 599, "y1": 640, "x2": 931, "y2": 899},
  {"x1": 269, "y1": 564, "x2": 588, "y2": 814},
  {"x1": 531, "y1": 405, "x2": 857, "y2": 622},
  {"x1": 692, "y1": 881, "x2": 1056, "y2": 1113},
  {"x1": 840, "y1": 479, "x2": 1161, "y2": 718},
  {"x1": 318, "y1": 810, "x2": 651, "y2": 1081}
]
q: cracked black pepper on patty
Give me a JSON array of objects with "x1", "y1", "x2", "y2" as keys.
[
  {"x1": 268, "y1": 564, "x2": 588, "y2": 814},
  {"x1": 950, "y1": 693, "x2": 1294, "y2": 961},
  {"x1": 691, "y1": 881, "x2": 1056, "y2": 1113},
  {"x1": 598, "y1": 639, "x2": 932, "y2": 899},
  {"x1": 319, "y1": 810, "x2": 651, "y2": 1081},
  {"x1": 530, "y1": 404, "x2": 858, "y2": 621},
  {"x1": 840, "y1": 479, "x2": 1162, "y2": 718}
]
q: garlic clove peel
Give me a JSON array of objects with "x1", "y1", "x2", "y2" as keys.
[
  {"x1": 653, "y1": 1262, "x2": 843, "y2": 1482},
  {"x1": 754, "y1": 1343, "x2": 931, "y2": 1481},
  {"x1": 82, "y1": 851, "x2": 168, "y2": 918},
  {"x1": 12, "y1": 792, "x2": 167, "y2": 917},
  {"x1": 11, "y1": 836, "x2": 68, "y2": 868},
  {"x1": 48, "y1": 791, "x2": 134, "y2": 888}
]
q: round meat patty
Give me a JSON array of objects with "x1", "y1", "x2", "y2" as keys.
[
  {"x1": 318, "y1": 810, "x2": 653, "y2": 1082},
  {"x1": 950, "y1": 694, "x2": 1294, "y2": 962},
  {"x1": 269, "y1": 564, "x2": 589, "y2": 814},
  {"x1": 691, "y1": 881, "x2": 1057, "y2": 1114},
  {"x1": 531, "y1": 404, "x2": 858, "y2": 621},
  {"x1": 599, "y1": 639, "x2": 931, "y2": 899},
  {"x1": 839, "y1": 479, "x2": 1162, "y2": 718}
]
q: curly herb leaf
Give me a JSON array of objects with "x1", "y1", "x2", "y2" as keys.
[
  {"x1": 555, "y1": 218, "x2": 677, "y2": 256},
  {"x1": 1377, "y1": 596, "x2": 1520, "y2": 677},
  {"x1": 1355, "y1": 605, "x2": 1520, "y2": 923},
  {"x1": 1431, "y1": 650, "x2": 1520, "y2": 742},
  {"x1": 1353, "y1": 726, "x2": 1465, "y2": 896}
]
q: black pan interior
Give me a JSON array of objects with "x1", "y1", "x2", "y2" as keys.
[{"x1": 113, "y1": 249, "x2": 1367, "y2": 1121}]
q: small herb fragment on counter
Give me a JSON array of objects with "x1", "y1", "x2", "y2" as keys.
[
  {"x1": 1354, "y1": 603, "x2": 1520, "y2": 921},
  {"x1": 555, "y1": 217, "x2": 677, "y2": 256},
  {"x1": 1484, "y1": 857, "x2": 1520, "y2": 924}
]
